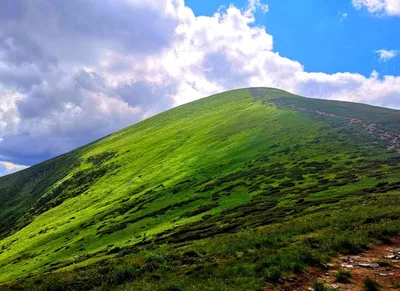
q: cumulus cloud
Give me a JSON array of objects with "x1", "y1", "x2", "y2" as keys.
[
  {"x1": 248, "y1": 0, "x2": 269, "y2": 13},
  {"x1": 297, "y1": 71, "x2": 400, "y2": 108},
  {"x1": 0, "y1": 0, "x2": 184, "y2": 165},
  {"x1": 352, "y1": 0, "x2": 400, "y2": 16},
  {"x1": 0, "y1": 0, "x2": 400, "y2": 167},
  {"x1": 376, "y1": 49, "x2": 399, "y2": 62}
]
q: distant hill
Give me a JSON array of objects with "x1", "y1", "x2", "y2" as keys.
[{"x1": 1, "y1": 88, "x2": 400, "y2": 290}]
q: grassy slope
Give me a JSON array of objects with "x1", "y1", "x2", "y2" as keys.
[{"x1": 0, "y1": 88, "x2": 399, "y2": 290}]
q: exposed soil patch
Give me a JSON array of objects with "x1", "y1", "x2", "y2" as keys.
[{"x1": 264, "y1": 237, "x2": 400, "y2": 290}]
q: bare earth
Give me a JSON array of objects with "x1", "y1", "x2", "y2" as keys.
[{"x1": 264, "y1": 237, "x2": 400, "y2": 290}]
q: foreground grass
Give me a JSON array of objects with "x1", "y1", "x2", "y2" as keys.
[{"x1": 5, "y1": 191, "x2": 399, "y2": 290}]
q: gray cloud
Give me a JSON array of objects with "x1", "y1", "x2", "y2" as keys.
[
  {"x1": 0, "y1": 34, "x2": 55, "y2": 67},
  {"x1": 0, "y1": 1, "x2": 24, "y2": 21},
  {"x1": 0, "y1": 0, "x2": 179, "y2": 67},
  {"x1": 74, "y1": 70, "x2": 107, "y2": 93},
  {"x1": 118, "y1": 81, "x2": 176, "y2": 112},
  {"x1": 0, "y1": 34, "x2": 55, "y2": 91},
  {"x1": 49, "y1": 0, "x2": 177, "y2": 54},
  {"x1": 0, "y1": 0, "x2": 182, "y2": 166}
]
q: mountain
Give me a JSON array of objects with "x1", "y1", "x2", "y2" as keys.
[{"x1": 1, "y1": 88, "x2": 400, "y2": 290}]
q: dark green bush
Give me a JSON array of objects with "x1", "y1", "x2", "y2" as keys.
[
  {"x1": 335, "y1": 269, "x2": 351, "y2": 283},
  {"x1": 107, "y1": 264, "x2": 141, "y2": 284},
  {"x1": 265, "y1": 266, "x2": 282, "y2": 283},
  {"x1": 312, "y1": 281, "x2": 328, "y2": 291},
  {"x1": 363, "y1": 277, "x2": 381, "y2": 291}
]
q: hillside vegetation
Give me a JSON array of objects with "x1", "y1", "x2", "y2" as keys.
[{"x1": 0, "y1": 88, "x2": 399, "y2": 290}]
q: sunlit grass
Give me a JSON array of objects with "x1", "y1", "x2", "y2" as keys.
[{"x1": 0, "y1": 88, "x2": 399, "y2": 290}]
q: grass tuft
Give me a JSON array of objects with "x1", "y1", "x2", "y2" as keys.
[
  {"x1": 335, "y1": 269, "x2": 351, "y2": 283},
  {"x1": 363, "y1": 277, "x2": 382, "y2": 291}
]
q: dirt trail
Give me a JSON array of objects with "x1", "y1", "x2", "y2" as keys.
[
  {"x1": 271, "y1": 101, "x2": 400, "y2": 153},
  {"x1": 264, "y1": 238, "x2": 400, "y2": 290}
]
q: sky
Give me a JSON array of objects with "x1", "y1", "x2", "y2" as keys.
[{"x1": 0, "y1": 0, "x2": 400, "y2": 175}]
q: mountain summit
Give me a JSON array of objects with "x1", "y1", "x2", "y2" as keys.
[{"x1": 1, "y1": 88, "x2": 400, "y2": 290}]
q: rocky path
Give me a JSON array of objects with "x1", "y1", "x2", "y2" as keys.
[
  {"x1": 264, "y1": 238, "x2": 400, "y2": 290},
  {"x1": 271, "y1": 101, "x2": 400, "y2": 153}
]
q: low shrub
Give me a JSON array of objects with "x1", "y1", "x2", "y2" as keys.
[
  {"x1": 335, "y1": 269, "x2": 351, "y2": 283},
  {"x1": 363, "y1": 277, "x2": 381, "y2": 291}
]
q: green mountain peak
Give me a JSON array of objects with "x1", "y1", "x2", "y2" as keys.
[{"x1": 1, "y1": 88, "x2": 399, "y2": 290}]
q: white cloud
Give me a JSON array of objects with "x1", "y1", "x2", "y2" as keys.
[
  {"x1": 376, "y1": 49, "x2": 399, "y2": 62},
  {"x1": 247, "y1": 0, "x2": 269, "y2": 13},
  {"x1": 352, "y1": 0, "x2": 400, "y2": 16},
  {"x1": 0, "y1": 0, "x2": 400, "y2": 166},
  {"x1": 0, "y1": 161, "x2": 28, "y2": 176},
  {"x1": 296, "y1": 70, "x2": 400, "y2": 108},
  {"x1": 340, "y1": 12, "x2": 348, "y2": 21},
  {"x1": 386, "y1": 0, "x2": 400, "y2": 14}
]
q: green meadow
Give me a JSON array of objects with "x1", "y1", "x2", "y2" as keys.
[{"x1": 0, "y1": 88, "x2": 399, "y2": 290}]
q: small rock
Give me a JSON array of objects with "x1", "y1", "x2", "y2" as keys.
[
  {"x1": 346, "y1": 264, "x2": 354, "y2": 268},
  {"x1": 342, "y1": 264, "x2": 354, "y2": 268},
  {"x1": 378, "y1": 273, "x2": 388, "y2": 277},
  {"x1": 384, "y1": 255, "x2": 395, "y2": 259},
  {"x1": 358, "y1": 263, "x2": 379, "y2": 268}
]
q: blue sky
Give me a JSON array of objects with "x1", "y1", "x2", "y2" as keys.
[
  {"x1": 187, "y1": 0, "x2": 400, "y2": 76},
  {"x1": 1, "y1": 0, "x2": 400, "y2": 173}
]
